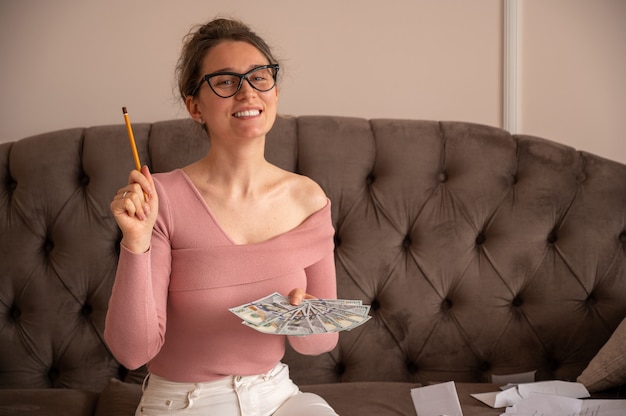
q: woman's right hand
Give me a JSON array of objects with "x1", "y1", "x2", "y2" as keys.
[{"x1": 110, "y1": 165, "x2": 158, "y2": 253}]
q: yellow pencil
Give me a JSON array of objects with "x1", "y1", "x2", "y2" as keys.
[{"x1": 122, "y1": 107, "x2": 142, "y2": 171}]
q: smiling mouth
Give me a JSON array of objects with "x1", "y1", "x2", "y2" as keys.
[{"x1": 233, "y1": 109, "x2": 261, "y2": 118}]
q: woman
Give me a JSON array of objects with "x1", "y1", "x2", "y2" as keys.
[{"x1": 105, "y1": 18, "x2": 339, "y2": 416}]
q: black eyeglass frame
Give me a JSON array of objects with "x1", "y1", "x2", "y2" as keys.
[{"x1": 190, "y1": 64, "x2": 280, "y2": 98}]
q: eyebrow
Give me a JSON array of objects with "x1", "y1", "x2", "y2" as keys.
[{"x1": 208, "y1": 64, "x2": 270, "y2": 74}]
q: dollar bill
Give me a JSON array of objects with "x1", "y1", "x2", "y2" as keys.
[{"x1": 230, "y1": 292, "x2": 371, "y2": 336}]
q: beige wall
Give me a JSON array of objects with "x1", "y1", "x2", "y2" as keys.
[
  {"x1": 1, "y1": 0, "x2": 624, "y2": 163},
  {"x1": 519, "y1": 0, "x2": 626, "y2": 163}
]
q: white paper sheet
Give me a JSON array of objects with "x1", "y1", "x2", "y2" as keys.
[
  {"x1": 411, "y1": 381, "x2": 464, "y2": 416},
  {"x1": 471, "y1": 380, "x2": 590, "y2": 409},
  {"x1": 471, "y1": 387, "x2": 522, "y2": 408},
  {"x1": 469, "y1": 380, "x2": 626, "y2": 416},
  {"x1": 502, "y1": 392, "x2": 626, "y2": 416},
  {"x1": 517, "y1": 380, "x2": 590, "y2": 400}
]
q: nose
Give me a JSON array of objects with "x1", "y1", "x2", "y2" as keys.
[{"x1": 235, "y1": 77, "x2": 257, "y2": 98}]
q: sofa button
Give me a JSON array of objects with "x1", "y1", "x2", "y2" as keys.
[
  {"x1": 406, "y1": 361, "x2": 418, "y2": 374},
  {"x1": 335, "y1": 362, "x2": 346, "y2": 375},
  {"x1": 44, "y1": 239, "x2": 54, "y2": 254},
  {"x1": 547, "y1": 230, "x2": 558, "y2": 244},
  {"x1": 81, "y1": 304, "x2": 93, "y2": 317},
  {"x1": 48, "y1": 367, "x2": 59, "y2": 385},
  {"x1": 10, "y1": 305, "x2": 21, "y2": 320},
  {"x1": 438, "y1": 172, "x2": 447, "y2": 183},
  {"x1": 548, "y1": 358, "x2": 559, "y2": 371}
]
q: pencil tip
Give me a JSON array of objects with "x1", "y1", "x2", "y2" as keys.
[{"x1": 122, "y1": 106, "x2": 127, "y2": 114}]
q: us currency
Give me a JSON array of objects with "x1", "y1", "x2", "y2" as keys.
[{"x1": 230, "y1": 292, "x2": 371, "y2": 336}]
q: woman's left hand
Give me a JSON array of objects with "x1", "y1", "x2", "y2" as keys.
[{"x1": 288, "y1": 288, "x2": 317, "y2": 306}]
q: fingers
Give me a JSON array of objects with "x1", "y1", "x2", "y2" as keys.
[
  {"x1": 115, "y1": 185, "x2": 150, "y2": 220},
  {"x1": 111, "y1": 166, "x2": 155, "y2": 222},
  {"x1": 288, "y1": 288, "x2": 317, "y2": 306},
  {"x1": 129, "y1": 166, "x2": 154, "y2": 197},
  {"x1": 109, "y1": 167, "x2": 157, "y2": 254}
]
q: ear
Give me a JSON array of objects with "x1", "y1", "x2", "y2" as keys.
[{"x1": 185, "y1": 95, "x2": 202, "y2": 122}]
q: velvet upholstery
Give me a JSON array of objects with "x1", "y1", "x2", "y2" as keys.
[{"x1": 1, "y1": 116, "x2": 625, "y2": 414}]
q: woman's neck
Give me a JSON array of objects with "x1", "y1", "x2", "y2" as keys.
[{"x1": 192, "y1": 138, "x2": 275, "y2": 199}]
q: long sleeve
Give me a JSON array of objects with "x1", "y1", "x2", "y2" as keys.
[
  {"x1": 287, "y1": 250, "x2": 339, "y2": 355},
  {"x1": 103, "y1": 184, "x2": 174, "y2": 370}
]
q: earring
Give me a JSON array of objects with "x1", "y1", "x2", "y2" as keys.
[{"x1": 197, "y1": 118, "x2": 203, "y2": 124}]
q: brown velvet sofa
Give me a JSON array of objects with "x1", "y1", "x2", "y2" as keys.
[{"x1": 1, "y1": 115, "x2": 625, "y2": 415}]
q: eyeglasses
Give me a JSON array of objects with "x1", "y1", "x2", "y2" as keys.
[{"x1": 191, "y1": 64, "x2": 279, "y2": 98}]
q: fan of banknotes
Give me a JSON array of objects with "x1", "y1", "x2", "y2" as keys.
[{"x1": 229, "y1": 292, "x2": 371, "y2": 336}]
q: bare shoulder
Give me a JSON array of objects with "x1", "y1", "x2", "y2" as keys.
[{"x1": 281, "y1": 170, "x2": 328, "y2": 215}]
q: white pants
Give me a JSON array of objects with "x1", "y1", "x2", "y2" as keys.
[{"x1": 136, "y1": 363, "x2": 338, "y2": 416}]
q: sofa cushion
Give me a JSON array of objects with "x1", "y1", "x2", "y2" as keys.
[
  {"x1": 302, "y1": 382, "x2": 419, "y2": 416},
  {"x1": 0, "y1": 388, "x2": 98, "y2": 415},
  {"x1": 302, "y1": 381, "x2": 501, "y2": 416},
  {"x1": 91, "y1": 379, "x2": 501, "y2": 416},
  {"x1": 577, "y1": 317, "x2": 626, "y2": 392},
  {"x1": 94, "y1": 378, "x2": 142, "y2": 416}
]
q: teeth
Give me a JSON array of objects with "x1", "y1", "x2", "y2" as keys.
[{"x1": 234, "y1": 110, "x2": 260, "y2": 117}]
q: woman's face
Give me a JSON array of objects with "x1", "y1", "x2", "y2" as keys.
[{"x1": 187, "y1": 41, "x2": 279, "y2": 142}]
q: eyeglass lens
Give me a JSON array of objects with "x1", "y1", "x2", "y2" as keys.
[{"x1": 209, "y1": 66, "x2": 277, "y2": 98}]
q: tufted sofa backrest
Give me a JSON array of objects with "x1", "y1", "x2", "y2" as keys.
[{"x1": 1, "y1": 116, "x2": 625, "y2": 392}]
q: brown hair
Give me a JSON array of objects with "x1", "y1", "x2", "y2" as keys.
[{"x1": 176, "y1": 18, "x2": 279, "y2": 102}]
